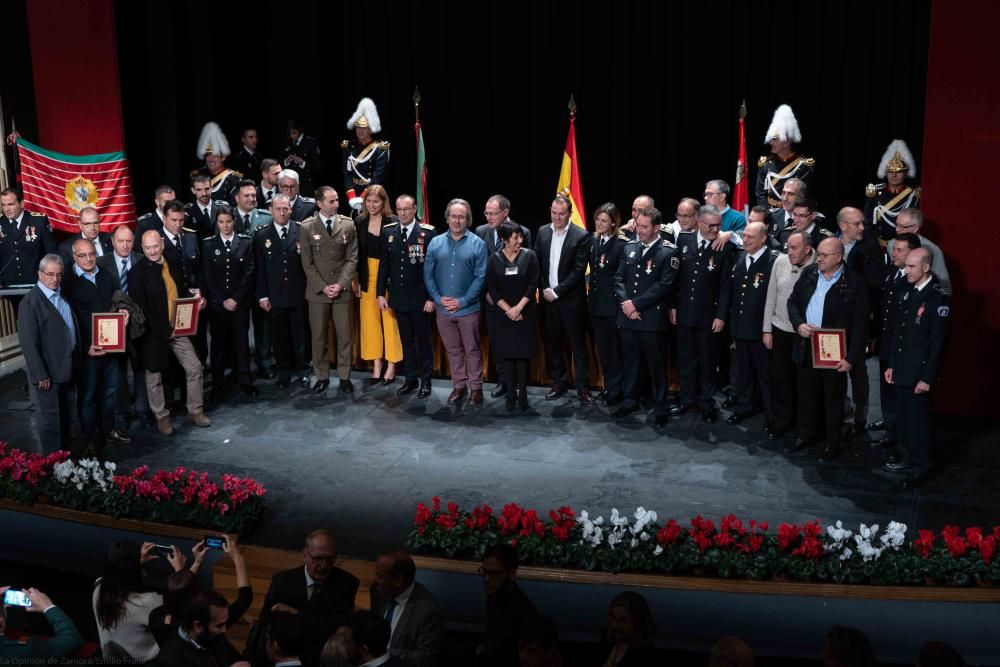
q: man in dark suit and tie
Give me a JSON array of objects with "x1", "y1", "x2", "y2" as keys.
[
  {"x1": 475, "y1": 194, "x2": 532, "y2": 399},
  {"x1": 184, "y1": 174, "x2": 227, "y2": 240},
  {"x1": 719, "y1": 221, "x2": 779, "y2": 426},
  {"x1": 159, "y1": 200, "x2": 206, "y2": 361},
  {"x1": 786, "y1": 237, "x2": 869, "y2": 462},
  {"x1": 247, "y1": 529, "x2": 358, "y2": 667},
  {"x1": 535, "y1": 195, "x2": 594, "y2": 403},
  {"x1": 255, "y1": 194, "x2": 309, "y2": 388},
  {"x1": 229, "y1": 127, "x2": 262, "y2": 183},
  {"x1": 612, "y1": 207, "x2": 679, "y2": 426},
  {"x1": 1, "y1": 188, "x2": 57, "y2": 286},
  {"x1": 370, "y1": 550, "x2": 444, "y2": 667},
  {"x1": 279, "y1": 169, "x2": 319, "y2": 222},
  {"x1": 17, "y1": 253, "x2": 79, "y2": 453},
  {"x1": 136, "y1": 185, "x2": 178, "y2": 236},
  {"x1": 57, "y1": 207, "x2": 113, "y2": 267},
  {"x1": 257, "y1": 159, "x2": 282, "y2": 210},
  {"x1": 98, "y1": 225, "x2": 149, "y2": 428}
]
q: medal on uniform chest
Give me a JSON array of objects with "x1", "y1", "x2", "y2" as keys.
[
  {"x1": 645, "y1": 259, "x2": 653, "y2": 274},
  {"x1": 682, "y1": 245, "x2": 688, "y2": 254},
  {"x1": 916, "y1": 304, "x2": 925, "y2": 324},
  {"x1": 265, "y1": 238, "x2": 272, "y2": 248},
  {"x1": 599, "y1": 253, "x2": 606, "y2": 268},
  {"x1": 296, "y1": 241, "x2": 301, "y2": 253},
  {"x1": 903, "y1": 292, "x2": 909, "y2": 301},
  {"x1": 753, "y1": 273, "x2": 762, "y2": 288},
  {"x1": 707, "y1": 257, "x2": 715, "y2": 271},
  {"x1": 629, "y1": 250, "x2": 636, "y2": 258},
  {"x1": 388, "y1": 235, "x2": 394, "y2": 243},
  {"x1": 215, "y1": 248, "x2": 221, "y2": 255},
  {"x1": 313, "y1": 234, "x2": 321, "y2": 241},
  {"x1": 25, "y1": 226, "x2": 36, "y2": 242}
]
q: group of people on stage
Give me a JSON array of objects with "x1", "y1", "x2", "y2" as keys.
[{"x1": 5, "y1": 102, "x2": 950, "y2": 487}]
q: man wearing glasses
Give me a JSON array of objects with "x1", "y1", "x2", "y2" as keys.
[
  {"x1": 247, "y1": 529, "x2": 359, "y2": 666},
  {"x1": 886, "y1": 208, "x2": 950, "y2": 290},
  {"x1": 474, "y1": 195, "x2": 531, "y2": 399},
  {"x1": 57, "y1": 207, "x2": 112, "y2": 267},
  {"x1": 17, "y1": 254, "x2": 79, "y2": 453}
]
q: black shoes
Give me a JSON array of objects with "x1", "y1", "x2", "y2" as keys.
[
  {"x1": 726, "y1": 411, "x2": 754, "y2": 425},
  {"x1": 107, "y1": 428, "x2": 132, "y2": 444},
  {"x1": 545, "y1": 385, "x2": 567, "y2": 401},
  {"x1": 397, "y1": 381, "x2": 418, "y2": 396},
  {"x1": 381, "y1": 376, "x2": 396, "y2": 387},
  {"x1": 577, "y1": 389, "x2": 596, "y2": 405},
  {"x1": 600, "y1": 394, "x2": 622, "y2": 407},
  {"x1": 492, "y1": 384, "x2": 509, "y2": 399},
  {"x1": 339, "y1": 379, "x2": 355, "y2": 393},
  {"x1": 669, "y1": 403, "x2": 694, "y2": 416},
  {"x1": 300, "y1": 375, "x2": 313, "y2": 388},
  {"x1": 866, "y1": 419, "x2": 885, "y2": 431},
  {"x1": 313, "y1": 379, "x2": 330, "y2": 394},
  {"x1": 417, "y1": 382, "x2": 432, "y2": 399}
]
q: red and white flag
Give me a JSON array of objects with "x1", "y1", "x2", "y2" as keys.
[
  {"x1": 733, "y1": 102, "x2": 749, "y2": 217},
  {"x1": 15, "y1": 137, "x2": 136, "y2": 233}
]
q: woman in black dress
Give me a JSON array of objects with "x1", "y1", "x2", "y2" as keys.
[
  {"x1": 485, "y1": 220, "x2": 539, "y2": 411},
  {"x1": 588, "y1": 203, "x2": 627, "y2": 406}
]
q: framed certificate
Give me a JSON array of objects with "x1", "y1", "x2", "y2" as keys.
[
  {"x1": 172, "y1": 297, "x2": 201, "y2": 336},
  {"x1": 91, "y1": 312, "x2": 126, "y2": 352},
  {"x1": 812, "y1": 328, "x2": 847, "y2": 369}
]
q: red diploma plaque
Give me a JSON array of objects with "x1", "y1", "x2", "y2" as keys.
[
  {"x1": 91, "y1": 312, "x2": 126, "y2": 352},
  {"x1": 172, "y1": 297, "x2": 201, "y2": 336},
  {"x1": 811, "y1": 328, "x2": 847, "y2": 369}
]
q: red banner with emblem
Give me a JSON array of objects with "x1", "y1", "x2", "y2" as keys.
[
  {"x1": 733, "y1": 106, "x2": 749, "y2": 217},
  {"x1": 15, "y1": 137, "x2": 136, "y2": 233}
]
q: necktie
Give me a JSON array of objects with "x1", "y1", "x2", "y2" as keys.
[
  {"x1": 326, "y1": 219, "x2": 333, "y2": 236},
  {"x1": 495, "y1": 232, "x2": 502, "y2": 251},
  {"x1": 700, "y1": 240, "x2": 708, "y2": 252},
  {"x1": 746, "y1": 255, "x2": 752, "y2": 270},
  {"x1": 266, "y1": 190, "x2": 273, "y2": 203},
  {"x1": 281, "y1": 226, "x2": 288, "y2": 241},
  {"x1": 225, "y1": 239, "x2": 232, "y2": 252},
  {"x1": 50, "y1": 291, "x2": 76, "y2": 346},
  {"x1": 243, "y1": 214, "x2": 251, "y2": 232},
  {"x1": 174, "y1": 234, "x2": 182, "y2": 252},
  {"x1": 600, "y1": 237, "x2": 606, "y2": 248},
  {"x1": 203, "y1": 207, "x2": 210, "y2": 219},
  {"x1": 120, "y1": 258, "x2": 129, "y2": 293},
  {"x1": 307, "y1": 582, "x2": 319, "y2": 601},
  {"x1": 384, "y1": 599, "x2": 397, "y2": 622}
]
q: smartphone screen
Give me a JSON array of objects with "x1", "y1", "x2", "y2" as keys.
[
  {"x1": 204, "y1": 535, "x2": 226, "y2": 550},
  {"x1": 153, "y1": 544, "x2": 173, "y2": 557},
  {"x1": 3, "y1": 590, "x2": 32, "y2": 607}
]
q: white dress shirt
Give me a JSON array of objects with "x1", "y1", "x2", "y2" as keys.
[{"x1": 548, "y1": 225, "x2": 569, "y2": 293}]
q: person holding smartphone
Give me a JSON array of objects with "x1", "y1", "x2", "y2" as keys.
[{"x1": 0, "y1": 586, "x2": 83, "y2": 659}]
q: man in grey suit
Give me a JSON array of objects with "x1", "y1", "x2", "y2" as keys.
[
  {"x1": 17, "y1": 254, "x2": 81, "y2": 453},
  {"x1": 475, "y1": 194, "x2": 533, "y2": 399},
  {"x1": 370, "y1": 550, "x2": 444, "y2": 667},
  {"x1": 98, "y1": 225, "x2": 149, "y2": 428}
]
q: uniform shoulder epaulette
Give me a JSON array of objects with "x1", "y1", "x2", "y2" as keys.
[
  {"x1": 182, "y1": 226, "x2": 196, "y2": 233},
  {"x1": 238, "y1": 233, "x2": 252, "y2": 239},
  {"x1": 137, "y1": 212, "x2": 152, "y2": 219},
  {"x1": 800, "y1": 157, "x2": 816, "y2": 167},
  {"x1": 230, "y1": 170, "x2": 243, "y2": 178},
  {"x1": 817, "y1": 227, "x2": 833, "y2": 237},
  {"x1": 661, "y1": 239, "x2": 676, "y2": 248},
  {"x1": 253, "y1": 225, "x2": 268, "y2": 235},
  {"x1": 340, "y1": 139, "x2": 350, "y2": 149},
  {"x1": 757, "y1": 155, "x2": 770, "y2": 168},
  {"x1": 338, "y1": 214, "x2": 353, "y2": 223},
  {"x1": 677, "y1": 229, "x2": 695, "y2": 235},
  {"x1": 203, "y1": 234, "x2": 217, "y2": 241},
  {"x1": 932, "y1": 282, "x2": 951, "y2": 296},
  {"x1": 213, "y1": 199, "x2": 228, "y2": 206},
  {"x1": 659, "y1": 223, "x2": 672, "y2": 233},
  {"x1": 183, "y1": 202, "x2": 195, "y2": 209},
  {"x1": 383, "y1": 220, "x2": 400, "y2": 227},
  {"x1": 379, "y1": 141, "x2": 391, "y2": 150},
  {"x1": 301, "y1": 215, "x2": 318, "y2": 225},
  {"x1": 771, "y1": 249, "x2": 782, "y2": 258},
  {"x1": 300, "y1": 196, "x2": 315, "y2": 203},
  {"x1": 864, "y1": 183, "x2": 880, "y2": 198},
  {"x1": 913, "y1": 185, "x2": 922, "y2": 196},
  {"x1": 293, "y1": 220, "x2": 302, "y2": 226},
  {"x1": 29, "y1": 210, "x2": 44, "y2": 217},
  {"x1": 419, "y1": 223, "x2": 435, "y2": 230}
]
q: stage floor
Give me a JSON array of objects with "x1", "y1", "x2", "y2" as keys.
[{"x1": 2, "y1": 365, "x2": 998, "y2": 559}]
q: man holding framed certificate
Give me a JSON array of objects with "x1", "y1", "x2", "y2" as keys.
[
  {"x1": 786, "y1": 234, "x2": 869, "y2": 463},
  {"x1": 129, "y1": 230, "x2": 211, "y2": 435}
]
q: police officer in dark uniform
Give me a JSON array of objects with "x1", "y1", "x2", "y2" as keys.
[
  {"x1": 786, "y1": 238, "x2": 869, "y2": 463},
  {"x1": 185, "y1": 173, "x2": 229, "y2": 240},
  {"x1": 230, "y1": 127, "x2": 262, "y2": 184},
  {"x1": 669, "y1": 205, "x2": 737, "y2": 423},
  {"x1": 280, "y1": 120, "x2": 323, "y2": 195},
  {"x1": 588, "y1": 203, "x2": 628, "y2": 407},
  {"x1": 342, "y1": 98, "x2": 390, "y2": 214},
  {"x1": 865, "y1": 140, "x2": 921, "y2": 241},
  {"x1": 611, "y1": 206, "x2": 679, "y2": 427},
  {"x1": 377, "y1": 194, "x2": 437, "y2": 399},
  {"x1": 755, "y1": 105, "x2": 815, "y2": 208},
  {"x1": 720, "y1": 221, "x2": 779, "y2": 425},
  {"x1": 254, "y1": 194, "x2": 308, "y2": 388},
  {"x1": 883, "y1": 247, "x2": 949, "y2": 488},
  {"x1": 0, "y1": 188, "x2": 56, "y2": 286},
  {"x1": 869, "y1": 233, "x2": 921, "y2": 447},
  {"x1": 201, "y1": 205, "x2": 257, "y2": 400}
]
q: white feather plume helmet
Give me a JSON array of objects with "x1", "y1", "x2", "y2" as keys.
[
  {"x1": 764, "y1": 104, "x2": 802, "y2": 144},
  {"x1": 877, "y1": 139, "x2": 917, "y2": 179},
  {"x1": 197, "y1": 122, "x2": 231, "y2": 159},
  {"x1": 347, "y1": 97, "x2": 382, "y2": 134}
]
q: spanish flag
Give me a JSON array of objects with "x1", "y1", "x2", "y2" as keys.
[{"x1": 556, "y1": 98, "x2": 586, "y2": 230}]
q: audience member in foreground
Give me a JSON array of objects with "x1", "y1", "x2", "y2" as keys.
[
  {"x1": 709, "y1": 635, "x2": 755, "y2": 667},
  {"x1": 0, "y1": 586, "x2": 83, "y2": 659},
  {"x1": 370, "y1": 549, "x2": 444, "y2": 667},
  {"x1": 517, "y1": 614, "x2": 563, "y2": 667},
  {"x1": 822, "y1": 625, "x2": 875, "y2": 667},
  {"x1": 477, "y1": 543, "x2": 537, "y2": 667},
  {"x1": 320, "y1": 610, "x2": 406, "y2": 666},
  {"x1": 598, "y1": 591, "x2": 657, "y2": 666},
  {"x1": 153, "y1": 590, "x2": 239, "y2": 667},
  {"x1": 917, "y1": 641, "x2": 966, "y2": 667}
]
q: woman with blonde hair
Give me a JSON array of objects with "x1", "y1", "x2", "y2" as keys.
[{"x1": 354, "y1": 184, "x2": 403, "y2": 386}]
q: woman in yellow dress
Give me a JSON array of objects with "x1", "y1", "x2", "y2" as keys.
[{"x1": 354, "y1": 184, "x2": 403, "y2": 386}]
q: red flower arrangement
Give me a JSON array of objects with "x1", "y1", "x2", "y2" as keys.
[
  {"x1": 0, "y1": 443, "x2": 265, "y2": 533},
  {"x1": 408, "y1": 497, "x2": 1000, "y2": 587}
]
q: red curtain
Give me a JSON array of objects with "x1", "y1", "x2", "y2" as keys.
[
  {"x1": 921, "y1": 0, "x2": 1000, "y2": 416},
  {"x1": 25, "y1": 0, "x2": 124, "y2": 153}
]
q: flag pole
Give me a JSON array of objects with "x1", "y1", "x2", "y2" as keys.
[{"x1": 413, "y1": 86, "x2": 429, "y2": 224}]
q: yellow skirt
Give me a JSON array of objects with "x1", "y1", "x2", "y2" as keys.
[{"x1": 360, "y1": 257, "x2": 403, "y2": 362}]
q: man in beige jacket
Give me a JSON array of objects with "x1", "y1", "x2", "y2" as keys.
[{"x1": 300, "y1": 187, "x2": 358, "y2": 393}]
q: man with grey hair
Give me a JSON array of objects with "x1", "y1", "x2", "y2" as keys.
[
  {"x1": 475, "y1": 194, "x2": 532, "y2": 398},
  {"x1": 703, "y1": 179, "x2": 746, "y2": 235},
  {"x1": 887, "y1": 208, "x2": 950, "y2": 289},
  {"x1": 765, "y1": 177, "x2": 807, "y2": 242},
  {"x1": 58, "y1": 206, "x2": 112, "y2": 266},
  {"x1": 18, "y1": 254, "x2": 79, "y2": 452},
  {"x1": 423, "y1": 199, "x2": 489, "y2": 405},
  {"x1": 278, "y1": 168, "x2": 318, "y2": 222}
]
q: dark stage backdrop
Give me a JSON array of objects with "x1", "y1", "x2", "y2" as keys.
[{"x1": 114, "y1": 0, "x2": 930, "y2": 227}]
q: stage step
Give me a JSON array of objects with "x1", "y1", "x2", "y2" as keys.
[{"x1": 213, "y1": 545, "x2": 375, "y2": 653}]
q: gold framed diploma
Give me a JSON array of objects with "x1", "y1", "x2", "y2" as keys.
[
  {"x1": 91, "y1": 312, "x2": 126, "y2": 352},
  {"x1": 812, "y1": 328, "x2": 847, "y2": 369},
  {"x1": 172, "y1": 297, "x2": 200, "y2": 336}
]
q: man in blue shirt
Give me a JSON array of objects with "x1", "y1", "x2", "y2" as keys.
[
  {"x1": 786, "y1": 237, "x2": 869, "y2": 462},
  {"x1": 423, "y1": 199, "x2": 489, "y2": 405}
]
